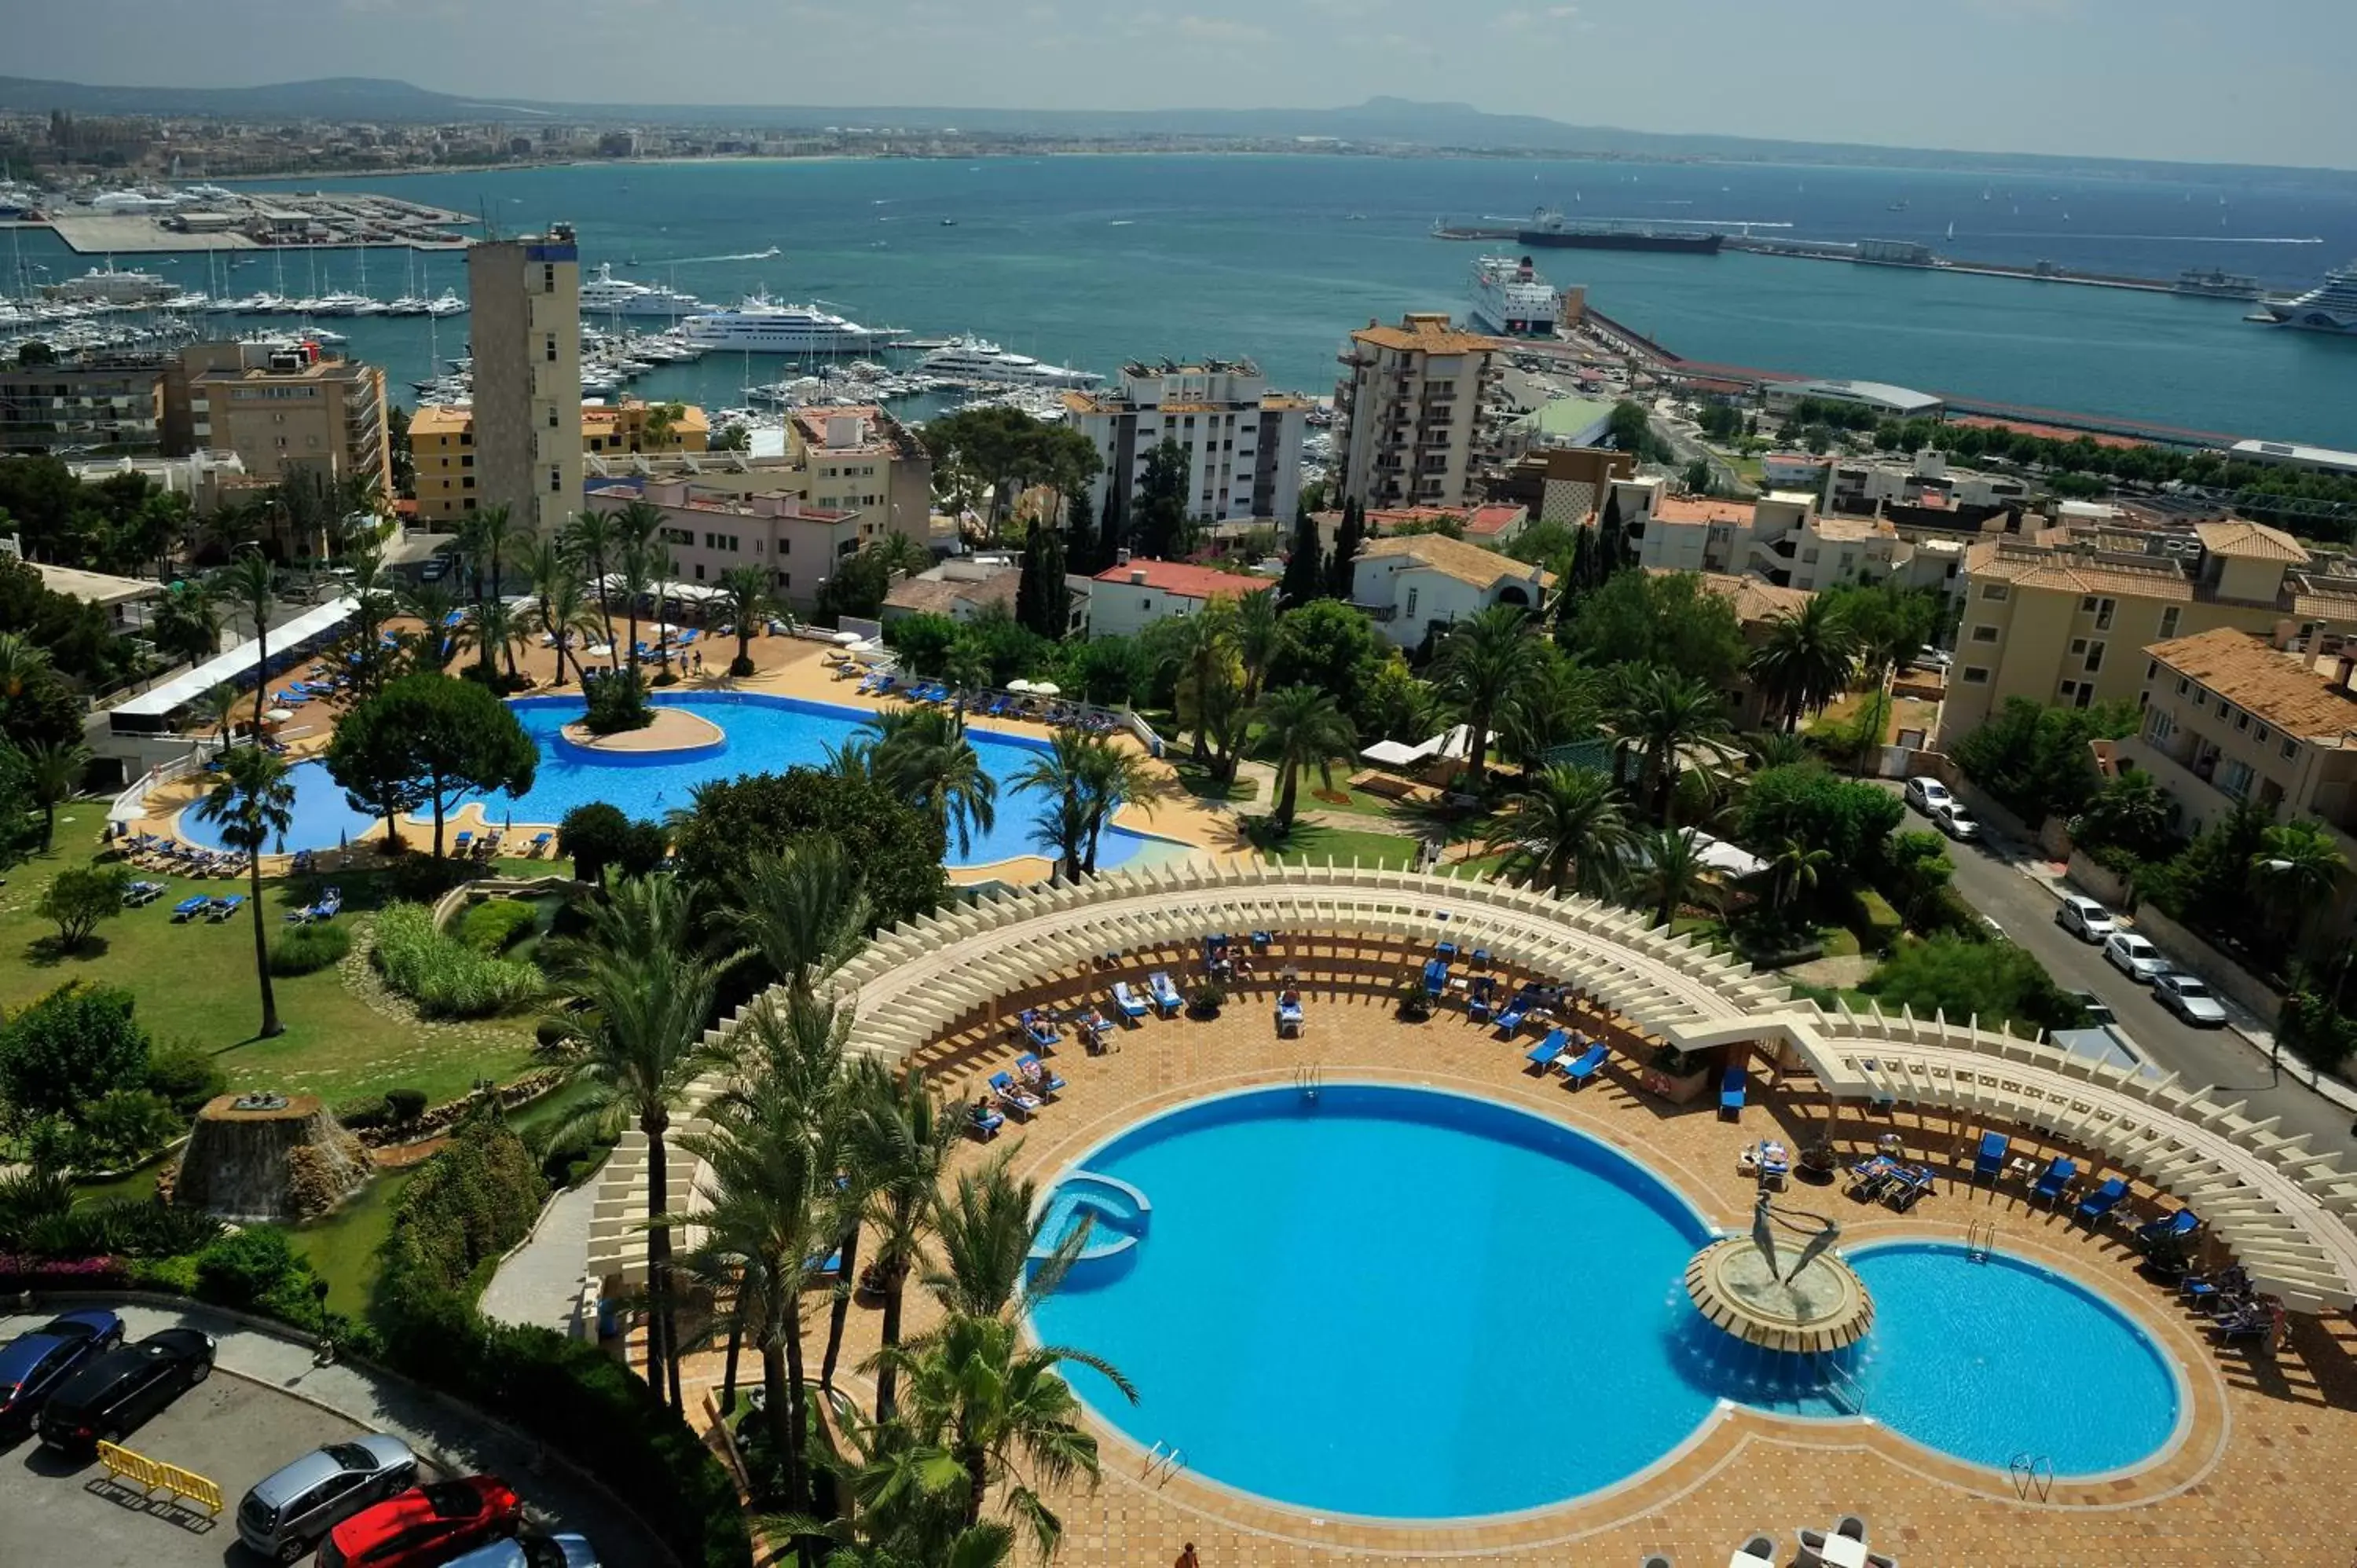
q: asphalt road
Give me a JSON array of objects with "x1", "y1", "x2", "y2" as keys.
[{"x1": 1895, "y1": 793, "x2": 2357, "y2": 1158}]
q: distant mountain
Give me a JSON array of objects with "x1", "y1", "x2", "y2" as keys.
[{"x1": 0, "y1": 75, "x2": 2347, "y2": 183}]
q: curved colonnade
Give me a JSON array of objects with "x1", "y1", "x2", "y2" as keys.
[{"x1": 588, "y1": 859, "x2": 2357, "y2": 1313}]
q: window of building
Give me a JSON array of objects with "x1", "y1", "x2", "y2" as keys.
[
  {"x1": 2175, "y1": 676, "x2": 2189, "y2": 695},
  {"x1": 2157, "y1": 606, "x2": 2181, "y2": 639},
  {"x1": 774, "y1": 570, "x2": 790, "y2": 588},
  {"x1": 1979, "y1": 582, "x2": 2009, "y2": 601},
  {"x1": 2234, "y1": 711, "x2": 2250, "y2": 732},
  {"x1": 543, "y1": 264, "x2": 555, "y2": 292},
  {"x1": 2218, "y1": 758, "x2": 2255, "y2": 800},
  {"x1": 544, "y1": 335, "x2": 557, "y2": 363},
  {"x1": 2146, "y1": 709, "x2": 2175, "y2": 745},
  {"x1": 1962, "y1": 666, "x2": 1990, "y2": 684},
  {"x1": 694, "y1": 562, "x2": 705, "y2": 581},
  {"x1": 2058, "y1": 680, "x2": 2079, "y2": 701},
  {"x1": 462, "y1": 477, "x2": 475, "y2": 489},
  {"x1": 1969, "y1": 624, "x2": 1998, "y2": 643},
  {"x1": 1406, "y1": 587, "x2": 1419, "y2": 618},
  {"x1": 2284, "y1": 738, "x2": 2300, "y2": 760},
  {"x1": 2094, "y1": 598, "x2": 2116, "y2": 631},
  {"x1": 2069, "y1": 638, "x2": 2087, "y2": 655},
  {"x1": 2084, "y1": 642, "x2": 2103, "y2": 673},
  {"x1": 549, "y1": 467, "x2": 562, "y2": 493}
]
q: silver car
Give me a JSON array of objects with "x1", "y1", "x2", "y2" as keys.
[
  {"x1": 1934, "y1": 801, "x2": 1981, "y2": 841},
  {"x1": 2104, "y1": 930, "x2": 2168, "y2": 984},
  {"x1": 2154, "y1": 971, "x2": 2230, "y2": 1028},
  {"x1": 1904, "y1": 777, "x2": 1953, "y2": 815},
  {"x1": 445, "y1": 1533, "x2": 601, "y2": 1568},
  {"x1": 2055, "y1": 895, "x2": 2117, "y2": 942},
  {"x1": 236, "y1": 1434, "x2": 417, "y2": 1563}
]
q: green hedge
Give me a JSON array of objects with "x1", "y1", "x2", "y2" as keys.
[
  {"x1": 1849, "y1": 888, "x2": 1904, "y2": 956},
  {"x1": 379, "y1": 1115, "x2": 545, "y2": 1298},
  {"x1": 271, "y1": 921, "x2": 354, "y2": 976},
  {"x1": 372, "y1": 903, "x2": 542, "y2": 1018},
  {"x1": 457, "y1": 899, "x2": 541, "y2": 954}
]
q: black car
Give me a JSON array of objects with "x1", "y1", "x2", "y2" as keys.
[
  {"x1": 35, "y1": 1326, "x2": 215, "y2": 1455},
  {"x1": 0, "y1": 1310, "x2": 123, "y2": 1437}
]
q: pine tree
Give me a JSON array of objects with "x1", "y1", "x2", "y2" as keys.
[
  {"x1": 1325, "y1": 497, "x2": 1365, "y2": 601},
  {"x1": 1278, "y1": 499, "x2": 1324, "y2": 607}
]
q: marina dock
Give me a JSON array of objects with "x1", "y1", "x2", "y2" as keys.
[{"x1": 7, "y1": 190, "x2": 475, "y2": 254}]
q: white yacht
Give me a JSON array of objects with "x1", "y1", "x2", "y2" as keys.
[
  {"x1": 918, "y1": 335, "x2": 1099, "y2": 387},
  {"x1": 1468, "y1": 254, "x2": 1561, "y2": 337},
  {"x1": 38, "y1": 264, "x2": 175, "y2": 304},
  {"x1": 2255, "y1": 262, "x2": 2357, "y2": 334},
  {"x1": 579, "y1": 262, "x2": 711, "y2": 319},
  {"x1": 680, "y1": 292, "x2": 904, "y2": 354}
]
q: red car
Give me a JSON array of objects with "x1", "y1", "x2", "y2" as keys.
[{"x1": 318, "y1": 1475, "x2": 522, "y2": 1568}]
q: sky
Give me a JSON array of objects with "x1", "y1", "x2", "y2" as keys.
[{"x1": 3, "y1": 0, "x2": 2352, "y2": 169}]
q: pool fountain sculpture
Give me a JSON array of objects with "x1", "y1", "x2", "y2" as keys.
[
  {"x1": 1684, "y1": 1192, "x2": 1875, "y2": 1354},
  {"x1": 163, "y1": 1092, "x2": 372, "y2": 1225}
]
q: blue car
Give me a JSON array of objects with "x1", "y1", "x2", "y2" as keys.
[{"x1": 0, "y1": 1309, "x2": 124, "y2": 1436}]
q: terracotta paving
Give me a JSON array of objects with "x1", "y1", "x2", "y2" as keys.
[{"x1": 652, "y1": 941, "x2": 2357, "y2": 1568}]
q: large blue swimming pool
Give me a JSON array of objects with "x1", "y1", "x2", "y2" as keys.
[
  {"x1": 1028, "y1": 1085, "x2": 2184, "y2": 1520},
  {"x1": 176, "y1": 692, "x2": 1172, "y2": 870}
]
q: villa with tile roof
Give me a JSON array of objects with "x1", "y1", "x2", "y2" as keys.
[{"x1": 1348, "y1": 533, "x2": 1552, "y2": 649}]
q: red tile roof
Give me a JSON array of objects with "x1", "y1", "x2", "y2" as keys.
[{"x1": 1093, "y1": 558, "x2": 1257, "y2": 600}]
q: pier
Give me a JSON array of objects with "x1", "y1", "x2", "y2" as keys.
[{"x1": 8, "y1": 189, "x2": 475, "y2": 254}]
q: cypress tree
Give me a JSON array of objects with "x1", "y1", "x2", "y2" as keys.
[
  {"x1": 1091, "y1": 478, "x2": 1124, "y2": 573},
  {"x1": 1016, "y1": 519, "x2": 1069, "y2": 639},
  {"x1": 1278, "y1": 498, "x2": 1324, "y2": 607},
  {"x1": 1325, "y1": 496, "x2": 1364, "y2": 601}
]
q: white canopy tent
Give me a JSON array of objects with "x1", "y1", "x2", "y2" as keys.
[
  {"x1": 109, "y1": 596, "x2": 360, "y2": 735},
  {"x1": 1359, "y1": 739, "x2": 1425, "y2": 768}
]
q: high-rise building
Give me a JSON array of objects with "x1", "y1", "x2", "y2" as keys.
[
  {"x1": 167, "y1": 341, "x2": 388, "y2": 497},
  {"x1": 1063, "y1": 358, "x2": 1308, "y2": 527},
  {"x1": 410, "y1": 397, "x2": 710, "y2": 524},
  {"x1": 465, "y1": 222, "x2": 581, "y2": 537},
  {"x1": 1332, "y1": 313, "x2": 1502, "y2": 509}
]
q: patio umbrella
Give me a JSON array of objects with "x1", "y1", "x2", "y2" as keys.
[
  {"x1": 1006, "y1": 679, "x2": 1036, "y2": 694},
  {"x1": 262, "y1": 708, "x2": 297, "y2": 724},
  {"x1": 1028, "y1": 681, "x2": 1061, "y2": 697}
]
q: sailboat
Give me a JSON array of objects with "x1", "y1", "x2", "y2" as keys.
[{"x1": 1945, "y1": 221, "x2": 1956, "y2": 241}]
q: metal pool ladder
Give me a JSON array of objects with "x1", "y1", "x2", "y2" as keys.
[
  {"x1": 1143, "y1": 1442, "x2": 1188, "y2": 1487},
  {"x1": 1966, "y1": 1219, "x2": 1999, "y2": 1262},
  {"x1": 1293, "y1": 1064, "x2": 1323, "y2": 1101},
  {"x1": 2010, "y1": 1452, "x2": 2054, "y2": 1502},
  {"x1": 1825, "y1": 1359, "x2": 1868, "y2": 1416}
]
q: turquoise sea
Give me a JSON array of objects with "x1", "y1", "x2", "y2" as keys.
[{"x1": 14, "y1": 153, "x2": 2357, "y2": 443}]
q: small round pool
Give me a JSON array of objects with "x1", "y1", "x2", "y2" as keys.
[
  {"x1": 175, "y1": 758, "x2": 384, "y2": 854},
  {"x1": 1029, "y1": 1085, "x2": 2185, "y2": 1520}
]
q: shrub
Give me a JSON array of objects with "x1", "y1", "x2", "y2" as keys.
[
  {"x1": 335, "y1": 1095, "x2": 390, "y2": 1130},
  {"x1": 372, "y1": 902, "x2": 542, "y2": 1018},
  {"x1": 581, "y1": 670, "x2": 653, "y2": 735},
  {"x1": 384, "y1": 849, "x2": 472, "y2": 903},
  {"x1": 126, "y1": 1254, "x2": 200, "y2": 1294},
  {"x1": 385, "y1": 1088, "x2": 429, "y2": 1127},
  {"x1": 1849, "y1": 888, "x2": 1904, "y2": 956},
  {"x1": 24, "y1": 1197, "x2": 222, "y2": 1260},
  {"x1": 458, "y1": 899, "x2": 540, "y2": 954},
  {"x1": 271, "y1": 920, "x2": 353, "y2": 975},
  {"x1": 193, "y1": 1225, "x2": 306, "y2": 1308},
  {"x1": 36, "y1": 863, "x2": 130, "y2": 950},
  {"x1": 144, "y1": 1039, "x2": 228, "y2": 1115},
  {"x1": 2279, "y1": 989, "x2": 2357, "y2": 1072},
  {"x1": 558, "y1": 802, "x2": 631, "y2": 885},
  {"x1": 1858, "y1": 933, "x2": 2087, "y2": 1035},
  {"x1": 0, "y1": 1167, "x2": 75, "y2": 1251},
  {"x1": 378, "y1": 1114, "x2": 546, "y2": 1299},
  {"x1": 69, "y1": 1090, "x2": 182, "y2": 1169},
  {"x1": 0, "y1": 981, "x2": 152, "y2": 1123}
]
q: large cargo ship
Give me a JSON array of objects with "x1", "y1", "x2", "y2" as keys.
[{"x1": 1517, "y1": 210, "x2": 1724, "y2": 255}]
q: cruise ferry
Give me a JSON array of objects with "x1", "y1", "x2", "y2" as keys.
[
  {"x1": 1468, "y1": 255, "x2": 1560, "y2": 338},
  {"x1": 680, "y1": 293, "x2": 906, "y2": 354},
  {"x1": 918, "y1": 335, "x2": 1100, "y2": 387},
  {"x1": 580, "y1": 262, "x2": 711, "y2": 319},
  {"x1": 2174, "y1": 267, "x2": 2262, "y2": 300},
  {"x1": 2255, "y1": 262, "x2": 2357, "y2": 334}
]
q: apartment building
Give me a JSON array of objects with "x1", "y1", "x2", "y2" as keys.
[
  {"x1": 1629, "y1": 488, "x2": 1948, "y2": 595},
  {"x1": 465, "y1": 223, "x2": 581, "y2": 537},
  {"x1": 1348, "y1": 533, "x2": 1552, "y2": 650},
  {"x1": 0, "y1": 356, "x2": 167, "y2": 454},
  {"x1": 1825, "y1": 449, "x2": 2032, "y2": 518},
  {"x1": 580, "y1": 477, "x2": 861, "y2": 612},
  {"x1": 1680, "y1": 570, "x2": 1818, "y2": 730},
  {"x1": 1333, "y1": 313, "x2": 1502, "y2": 509},
  {"x1": 411, "y1": 398, "x2": 711, "y2": 524},
  {"x1": 169, "y1": 339, "x2": 389, "y2": 497},
  {"x1": 1086, "y1": 558, "x2": 1257, "y2": 639},
  {"x1": 1065, "y1": 358, "x2": 1308, "y2": 526},
  {"x1": 1938, "y1": 518, "x2": 2357, "y2": 746},
  {"x1": 2117, "y1": 627, "x2": 2357, "y2": 922},
  {"x1": 1489, "y1": 445, "x2": 1635, "y2": 526}
]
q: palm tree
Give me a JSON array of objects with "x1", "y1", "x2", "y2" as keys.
[
  {"x1": 563, "y1": 507, "x2": 620, "y2": 654},
  {"x1": 214, "y1": 548, "x2": 277, "y2": 735},
  {"x1": 1745, "y1": 729, "x2": 1812, "y2": 771},
  {"x1": 611, "y1": 500, "x2": 664, "y2": 677},
  {"x1": 457, "y1": 505, "x2": 522, "y2": 680},
  {"x1": 866, "y1": 705, "x2": 999, "y2": 859},
  {"x1": 925, "y1": 1149, "x2": 1072, "y2": 1321},
  {"x1": 395, "y1": 580, "x2": 464, "y2": 672},
  {"x1": 1255, "y1": 684, "x2": 1357, "y2": 833},
  {"x1": 523, "y1": 567, "x2": 603, "y2": 689},
  {"x1": 1233, "y1": 586, "x2": 1284, "y2": 709},
  {"x1": 1075, "y1": 732, "x2": 1157, "y2": 875},
  {"x1": 2250, "y1": 819, "x2": 2351, "y2": 955},
  {"x1": 717, "y1": 564, "x2": 774, "y2": 678},
  {"x1": 150, "y1": 578, "x2": 223, "y2": 669},
  {"x1": 1611, "y1": 666, "x2": 1739, "y2": 826},
  {"x1": 1630, "y1": 826, "x2": 1711, "y2": 929},
  {"x1": 1499, "y1": 654, "x2": 1604, "y2": 772},
  {"x1": 1431, "y1": 603, "x2": 1545, "y2": 787},
  {"x1": 196, "y1": 682, "x2": 243, "y2": 750},
  {"x1": 21, "y1": 738, "x2": 92, "y2": 849},
  {"x1": 1147, "y1": 603, "x2": 1236, "y2": 764},
  {"x1": 342, "y1": 540, "x2": 396, "y2": 697},
  {"x1": 1014, "y1": 730, "x2": 1091, "y2": 882},
  {"x1": 847, "y1": 1063, "x2": 960, "y2": 1424},
  {"x1": 459, "y1": 595, "x2": 530, "y2": 683},
  {"x1": 0, "y1": 632, "x2": 50, "y2": 703},
  {"x1": 1483, "y1": 764, "x2": 1631, "y2": 896},
  {"x1": 1770, "y1": 834, "x2": 1832, "y2": 912},
  {"x1": 543, "y1": 874, "x2": 729, "y2": 1415},
  {"x1": 874, "y1": 531, "x2": 932, "y2": 580},
  {"x1": 943, "y1": 642, "x2": 992, "y2": 720},
  {"x1": 1747, "y1": 597, "x2": 1860, "y2": 734},
  {"x1": 723, "y1": 834, "x2": 873, "y2": 998},
  {"x1": 192, "y1": 745, "x2": 295, "y2": 1039}
]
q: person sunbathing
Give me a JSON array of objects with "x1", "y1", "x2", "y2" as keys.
[{"x1": 1018, "y1": 1057, "x2": 1050, "y2": 1092}]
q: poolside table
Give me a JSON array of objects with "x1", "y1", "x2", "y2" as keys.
[
  {"x1": 1728, "y1": 1553, "x2": 1777, "y2": 1568},
  {"x1": 1816, "y1": 1534, "x2": 1869, "y2": 1568}
]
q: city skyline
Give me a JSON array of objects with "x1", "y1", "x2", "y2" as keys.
[{"x1": 0, "y1": 0, "x2": 2350, "y2": 170}]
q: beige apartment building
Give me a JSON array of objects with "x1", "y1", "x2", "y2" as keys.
[
  {"x1": 167, "y1": 341, "x2": 389, "y2": 494},
  {"x1": 1333, "y1": 313, "x2": 1501, "y2": 509},
  {"x1": 1937, "y1": 518, "x2": 2357, "y2": 747},
  {"x1": 582, "y1": 478, "x2": 862, "y2": 612},
  {"x1": 2116, "y1": 626, "x2": 2357, "y2": 925},
  {"x1": 0, "y1": 357, "x2": 167, "y2": 454},
  {"x1": 465, "y1": 223, "x2": 582, "y2": 537},
  {"x1": 411, "y1": 398, "x2": 710, "y2": 525},
  {"x1": 1064, "y1": 357, "x2": 1309, "y2": 526}
]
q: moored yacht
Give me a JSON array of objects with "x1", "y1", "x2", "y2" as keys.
[
  {"x1": 681, "y1": 292, "x2": 904, "y2": 354},
  {"x1": 579, "y1": 262, "x2": 711, "y2": 319},
  {"x1": 918, "y1": 335, "x2": 1099, "y2": 386}
]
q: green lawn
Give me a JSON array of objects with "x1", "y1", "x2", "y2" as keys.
[
  {"x1": 1297, "y1": 783, "x2": 1404, "y2": 819},
  {"x1": 4, "y1": 818, "x2": 542, "y2": 1108},
  {"x1": 1273, "y1": 824, "x2": 1426, "y2": 870},
  {"x1": 1173, "y1": 764, "x2": 1259, "y2": 803}
]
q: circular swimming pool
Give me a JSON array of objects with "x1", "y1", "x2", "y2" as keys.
[
  {"x1": 1028, "y1": 1084, "x2": 2184, "y2": 1519},
  {"x1": 174, "y1": 692, "x2": 1175, "y2": 870}
]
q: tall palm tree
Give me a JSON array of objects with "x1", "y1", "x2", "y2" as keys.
[
  {"x1": 943, "y1": 642, "x2": 992, "y2": 720},
  {"x1": 1611, "y1": 666, "x2": 1739, "y2": 826},
  {"x1": 1014, "y1": 730, "x2": 1092, "y2": 883},
  {"x1": 717, "y1": 564, "x2": 775, "y2": 678},
  {"x1": 1499, "y1": 654, "x2": 1604, "y2": 773},
  {"x1": 544, "y1": 874, "x2": 728, "y2": 1415},
  {"x1": 1232, "y1": 585, "x2": 1284, "y2": 709},
  {"x1": 21, "y1": 738, "x2": 92, "y2": 849},
  {"x1": 847, "y1": 1063, "x2": 960, "y2": 1424},
  {"x1": 1147, "y1": 603, "x2": 1235, "y2": 764},
  {"x1": 459, "y1": 595, "x2": 530, "y2": 683},
  {"x1": 1431, "y1": 603, "x2": 1545, "y2": 787},
  {"x1": 611, "y1": 500, "x2": 665, "y2": 677},
  {"x1": 395, "y1": 580, "x2": 464, "y2": 672},
  {"x1": 196, "y1": 682, "x2": 243, "y2": 750},
  {"x1": 523, "y1": 567, "x2": 603, "y2": 689},
  {"x1": 1770, "y1": 834, "x2": 1832, "y2": 912},
  {"x1": 1075, "y1": 732, "x2": 1157, "y2": 875},
  {"x1": 865, "y1": 705, "x2": 999, "y2": 859},
  {"x1": 723, "y1": 835, "x2": 873, "y2": 999},
  {"x1": 1630, "y1": 826, "x2": 1712, "y2": 929},
  {"x1": 192, "y1": 745, "x2": 295, "y2": 1039},
  {"x1": 214, "y1": 548, "x2": 277, "y2": 735},
  {"x1": 150, "y1": 578, "x2": 223, "y2": 669},
  {"x1": 342, "y1": 540, "x2": 397, "y2": 697},
  {"x1": 458, "y1": 505, "x2": 522, "y2": 680},
  {"x1": 1483, "y1": 764, "x2": 1631, "y2": 896},
  {"x1": 924, "y1": 1149, "x2": 1088, "y2": 1321},
  {"x1": 1747, "y1": 597, "x2": 1860, "y2": 734},
  {"x1": 2250, "y1": 819, "x2": 2351, "y2": 955},
  {"x1": 1255, "y1": 683, "x2": 1357, "y2": 833},
  {"x1": 0, "y1": 632, "x2": 50, "y2": 704},
  {"x1": 563, "y1": 507, "x2": 620, "y2": 654}
]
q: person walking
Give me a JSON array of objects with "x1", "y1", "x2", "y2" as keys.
[{"x1": 1175, "y1": 1545, "x2": 1200, "y2": 1568}]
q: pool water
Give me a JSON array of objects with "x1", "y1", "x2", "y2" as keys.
[
  {"x1": 176, "y1": 692, "x2": 1170, "y2": 870},
  {"x1": 1028, "y1": 1085, "x2": 2184, "y2": 1520}
]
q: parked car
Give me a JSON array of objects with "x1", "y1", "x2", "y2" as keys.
[
  {"x1": 319, "y1": 1475, "x2": 522, "y2": 1568},
  {"x1": 445, "y1": 1533, "x2": 600, "y2": 1568},
  {"x1": 1904, "y1": 777, "x2": 1953, "y2": 815},
  {"x1": 239, "y1": 1435, "x2": 419, "y2": 1563},
  {"x1": 0, "y1": 1309, "x2": 123, "y2": 1436},
  {"x1": 2067, "y1": 990, "x2": 2118, "y2": 1028},
  {"x1": 2104, "y1": 931, "x2": 2169, "y2": 984},
  {"x1": 2055, "y1": 895, "x2": 2118, "y2": 943},
  {"x1": 1934, "y1": 800, "x2": 1981, "y2": 841},
  {"x1": 2154, "y1": 971, "x2": 2231, "y2": 1028},
  {"x1": 35, "y1": 1327, "x2": 214, "y2": 1456},
  {"x1": 1915, "y1": 644, "x2": 1954, "y2": 669},
  {"x1": 417, "y1": 553, "x2": 453, "y2": 582}
]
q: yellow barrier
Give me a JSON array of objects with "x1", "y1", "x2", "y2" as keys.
[{"x1": 95, "y1": 1439, "x2": 224, "y2": 1516}]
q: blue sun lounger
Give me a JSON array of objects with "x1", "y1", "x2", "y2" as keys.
[
  {"x1": 1972, "y1": 1130, "x2": 2011, "y2": 1185},
  {"x1": 988, "y1": 1071, "x2": 1042, "y2": 1119},
  {"x1": 1492, "y1": 992, "x2": 1533, "y2": 1036},
  {"x1": 1275, "y1": 995, "x2": 1305, "y2": 1036},
  {"x1": 1885, "y1": 1164, "x2": 1935, "y2": 1211},
  {"x1": 170, "y1": 894, "x2": 211, "y2": 921},
  {"x1": 1524, "y1": 1028, "x2": 1571, "y2": 1068},
  {"x1": 1016, "y1": 1009, "x2": 1061, "y2": 1051},
  {"x1": 1559, "y1": 1041, "x2": 1610, "y2": 1088},
  {"x1": 1148, "y1": 971, "x2": 1184, "y2": 1016},
  {"x1": 2075, "y1": 1177, "x2": 2129, "y2": 1225},
  {"x1": 1719, "y1": 1064, "x2": 1747, "y2": 1118},
  {"x1": 452, "y1": 830, "x2": 473, "y2": 856},
  {"x1": 1111, "y1": 982, "x2": 1149, "y2": 1020},
  {"x1": 207, "y1": 894, "x2": 244, "y2": 921},
  {"x1": 1466, "y1": 976, "x2": 1496, "y2": 1023},
  {"x1": 967, "y1": 1102, "x2": 1004, "y2": 1140},
  {"x1": 1422, "y1": 958, "x2": 1449, "y2": 998},
  {"x1": 1015, "y1": 1053, "x2": 1067, "y2": 1096},
  {"x1": 2029, "y1": 1156, "x2": 2077, "y2": 1207},
  {"x1": 2134, "y1": 1208, "x2": 2201, "y2": 1248}
]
